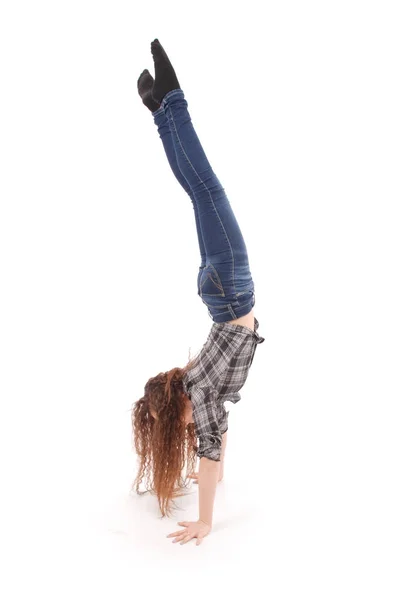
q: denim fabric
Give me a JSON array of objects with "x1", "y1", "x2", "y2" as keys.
[{"x1": 152, "y1": 89, "x2": 255, "y2": 323}]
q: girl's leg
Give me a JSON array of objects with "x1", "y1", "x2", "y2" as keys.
[
  {"x1": 151, "y1": 105, "x2": 206, "y2": 267},
  {"x1": 143, "y1": 39, "x2": 255, "y2": 321},
  {"x1": 161, "y1": 89, "x2": 255, "y2": 318}
]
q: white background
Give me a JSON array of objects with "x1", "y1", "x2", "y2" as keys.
[{"x1": 1, "y1": 1, "x2": 400, "y2": 598}]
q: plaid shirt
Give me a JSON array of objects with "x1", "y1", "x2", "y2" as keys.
[{"x1": 183, "y1": 317, "x2": 265, "y2": 461}]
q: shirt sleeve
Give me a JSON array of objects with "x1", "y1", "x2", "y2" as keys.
[
  {"x1": 217, "y1": 402, "x2": 229, "y2": 435},
  {"x1": 190, "y1": 386, "x2": 222, "y2": 461}
]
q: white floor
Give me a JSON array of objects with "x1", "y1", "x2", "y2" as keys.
[
  {"x1": 4, "y1": 398, "x2": 398, "y2": 600},
  {"x1": 2, "y1": 2, "x2": 401, "y2": 598}
]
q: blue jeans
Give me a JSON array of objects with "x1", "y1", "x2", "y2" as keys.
[{"x1": 152, "y1": 88, "x2": 255, "y2": 323}]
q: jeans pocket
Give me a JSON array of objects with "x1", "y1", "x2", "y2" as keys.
[{"x1": 198, "y1": 263, "x2": 225, "y2": 297}]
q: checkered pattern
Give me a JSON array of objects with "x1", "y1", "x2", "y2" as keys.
[{"x1": 183, "y1": 317, "x2": 265, "y2": 461}]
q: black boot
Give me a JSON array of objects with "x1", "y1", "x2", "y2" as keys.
[
  {"x1": 137, "y1": 69, "x2": 160, "y2": 113},
  {"x1": 150, "y1": 38, "x2": 181, "y2": 104}
]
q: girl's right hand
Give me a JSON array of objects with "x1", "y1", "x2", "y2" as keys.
[{"x1": 188, "y1": 471, "x2": 224, "y2": 483}]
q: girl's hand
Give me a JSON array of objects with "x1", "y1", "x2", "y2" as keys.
[
  {"x1": 167, "y1": 520, "x2": 211, "y2": 545},
  {"x1": 188, "y1": 471, "x2": 224, "y2": 483}
]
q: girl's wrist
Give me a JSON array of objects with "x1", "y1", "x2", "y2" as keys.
[{"x1": 198, "y1": 518, "x2": 211, "y2": 528}]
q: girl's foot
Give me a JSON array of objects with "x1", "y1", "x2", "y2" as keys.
[
  {"x1": 137, "y1": 69, "x2": 160, "y2": 112},
  {"x1": 150, "y1": 38, "x2": 180, "y2": 104}
]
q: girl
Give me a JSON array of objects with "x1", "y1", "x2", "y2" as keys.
[{"x1": 132, "y1": 39, "x2": 265, "y2": 546}]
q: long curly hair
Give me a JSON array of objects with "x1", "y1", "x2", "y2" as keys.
[{"x1": 131, "y1": 358, "x2": 198, "y2": 517}]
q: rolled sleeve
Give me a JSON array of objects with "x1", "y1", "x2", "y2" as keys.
[
  {"x1": 216, "y1": 401, "x2": 229, "y2": 435},
  {"x1": 190, "y1": 387, "x2": 222, "y2": 461}
]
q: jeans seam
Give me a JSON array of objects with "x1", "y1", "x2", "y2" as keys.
[
  {"x1": 202, "y1": 300, "x2": 232, "y2": 310},
  {"x1": 228, "y1": 304, "x2": 237, "y2": 319},
  {"x1": 166, "y1": 90, "x2": 236, "y2": 296},
  {"x1": 152, "y1": 105, "x2": 165, "y2": 118},
  {"x1": 160, "y1": 96, "x2": 208, "y2": 268},
  {"x1": 154, "y1": 107, "x2": 207, "y2": 265},
  {"x1": 160, "y1": 88, "x2": 183, "y2": 107}
]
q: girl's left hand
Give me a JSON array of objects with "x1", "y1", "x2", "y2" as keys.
[
  {"x1": 167, "y1": 520, "x2": 211, "y2": 545},
  {"x1": 188, "y1": 471, "x2": 224, "y2": 483}
]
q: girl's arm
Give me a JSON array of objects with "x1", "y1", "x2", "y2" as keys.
[
  {"x1": 188, "y1": 430, "x2": 228, "y2": 483},
  {"x1": 198, "y1": 456, "x2": 220, "y2": 526},
  {"x1": 218, "y1": 430, "x2": 228, "y2": 481},
  {"x1": 166, "y1": 432, "x2": 226, "y2": 545}
]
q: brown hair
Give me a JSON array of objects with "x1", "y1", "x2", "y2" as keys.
[{"x1": 131, "y1": 355, "x2": 199, "y2": 517}]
